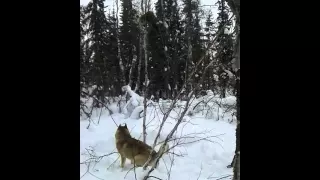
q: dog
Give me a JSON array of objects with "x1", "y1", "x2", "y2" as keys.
[{"x1": 115, "y1": 123, "x2": 169, "y2": 168}]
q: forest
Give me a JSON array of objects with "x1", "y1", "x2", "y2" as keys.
[{"x1": 80, "y1": 0, "x2": 240, "y2": 179}]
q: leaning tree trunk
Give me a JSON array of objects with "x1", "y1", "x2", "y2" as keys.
[{"x1": 225, "y1": 0, "x2": 240, "y2": 180}]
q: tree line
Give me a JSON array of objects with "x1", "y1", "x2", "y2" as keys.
[{"x1": 80, "y1": 0, "x2": 235, "y2": 110}]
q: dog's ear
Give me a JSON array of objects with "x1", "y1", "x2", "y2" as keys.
[{"x1": 124, "y1": 123, "x2": 127, "y2": 129}]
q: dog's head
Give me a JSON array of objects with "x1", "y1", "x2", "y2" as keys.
[{"x1": 116, "y1": 123, "x2": 130, "y2": 138}]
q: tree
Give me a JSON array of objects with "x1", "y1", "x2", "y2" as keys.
[
  {"x1": 84, "y1": 0, "x2": 113, "y2": 106},
  {"x1": 120, "y1": 0, "x2": 140, "y2": 89},
  {"x1": 181, "y1": 0, "x2": 204, "y2": 96},
  {"x1": 203, "y1": 10, "x2": 217, "y2": 90},
  {"x1": 80, "y1": 5, "x2": 87, "y2": 115},
  {"x1": 215, "y1": 0, "x2": 234, "y2": 98},
  {"x1": 225, "y1": 0, "x2": 240, "y2": 180},
  {"x1": 155, "y1": 0, "x2": 184, "y2": 98},
  {"x1": 106, "y1": 8, "x2": 123, "y2": 96}
]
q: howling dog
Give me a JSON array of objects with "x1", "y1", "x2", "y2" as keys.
[{"x1": 115, "y1": 123, "x2": 169, "y2": 168}]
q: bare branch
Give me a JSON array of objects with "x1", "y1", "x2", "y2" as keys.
[{"x1": 147, "y1": 176, "x2": 163, "y2": 180}]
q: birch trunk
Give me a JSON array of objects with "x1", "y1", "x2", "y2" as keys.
[{"x1": 116, "y1": 0, "x2": 125, "y2": 85}]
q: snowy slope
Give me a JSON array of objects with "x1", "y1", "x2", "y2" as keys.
[{"x1": 80, "y1": 96, "x2": 236, "y2": 180}]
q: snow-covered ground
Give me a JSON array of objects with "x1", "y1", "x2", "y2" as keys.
[{"x1": 80, "y1": 95, "x2": 236, "y2": 180}]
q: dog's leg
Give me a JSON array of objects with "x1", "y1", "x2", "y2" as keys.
[{"x1": 120, "y1": 154, "x2": 126, "y2": 168}]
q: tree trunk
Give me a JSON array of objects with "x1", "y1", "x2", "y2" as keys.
[
  {"x1": 142, "y1": 29, "x2": 148, "y2": 143},
  {"x1": 134, "y1": 41, "x2": 142, "y2": 92},
  {"x1": 141, "y1": 0, "x2": 148, "y2": 144},
  {"x1": 225, "y1": 0, "x2": 240, "y2": 180},
  {"x1": 116, "y1": 0, "x2": 126, "y2": 86},
  {"x1": 128, "y1": 47, "x2": 137, "y2": 88}
]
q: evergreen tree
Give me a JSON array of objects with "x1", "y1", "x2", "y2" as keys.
[
  {"x1": 140, "y1": 11, "x2": 167, "y2": 99},
  {"x1": 84, "y1": 0, "x2": 112, "y2": 106},
  {"x1": 181, "y1": 0, "x2": 204, "y2": 95},
  {"x1": 80, "y1": 5, "x2": 85, "y2": 93},
  {"x1": 106, "y1": 8, "x2": 122, "y2": 96},
  {"x1": 80, "y1": 5, "x2": 86, "y2": 114},
  {"x1": 215, "y1": 0, "x2": 234, "y2": 98},
  {"x1": 203, "y1": 10, "x2": 217, "y2": 90},
  {"x1": 120, "y1": 0, "x2": 140, "y2": 88},
  {"x1": 155, "y1": 0, "x2": 184, "y2": 98}
]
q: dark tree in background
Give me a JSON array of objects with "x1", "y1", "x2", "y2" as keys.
[
  {"x1": 120, "y1": 0, "x2": 140, "y2": 88},
  {"x1": 215, "y1": 0, "x2": 234, "y2": 98},
  {"x1": 180, "y1": 0, "x2": 205, "y2": 96},
  {"x1": 80, "y1": 5, "x2": 87, "y2": 115},
  {"x1": 82, "y1": 0, "x2": 120, "y2": 106},
  {"x1": 106, "y1": 8, "x2": 122, "y2": 97},
  {"x1": 203, "y1": 10, "x2": 217, "y2": 91},
  {"x1": 154, "y1": 0, "x2": 184, "y2": 99}
]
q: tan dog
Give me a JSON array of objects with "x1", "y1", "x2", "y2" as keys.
[{"x1": 115, "y1": 123, "x2": 168, "y2": 168}]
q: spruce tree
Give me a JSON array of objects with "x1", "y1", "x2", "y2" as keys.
[
  {"x1": 215, "y1": 0, "x2": 234, "y2": 98},
  {"x1": 120, "y1": 0, "x2": 140, "y2": 88},
  {"x1": 84, "y1": 0, "x2": 111, "y2": 106}
]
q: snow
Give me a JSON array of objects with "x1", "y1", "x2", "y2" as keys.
[
  {"x1": 122, "y1": 85, "x2": 144, "y2": 118},
  {"x1": 163, "y1": 21, "x2": 169, "y2": 29},
  {"x1": 130, "y1": 105, "x2": 144, "y2": 119},
  {"x1": 81, "y1": 94, "x2": 236, "y2": 180}
]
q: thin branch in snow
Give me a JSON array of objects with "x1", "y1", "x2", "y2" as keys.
[
  {"x1": 207, "y1": 174, "x2": 233, "y2": 180},
  {"x1": 197, "y1": 163, "x2": 203, "y2": 180},
  {"x1": 147, "y1": 176, "x2": 163, "y2": 180}
]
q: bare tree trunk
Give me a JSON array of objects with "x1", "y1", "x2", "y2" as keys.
[
  {"x1": 134, "y1": 43, "x2": 142, "y2": 92},
  {"x1": 141, "y1": 0, "x2": 148, "y2": 144},
  {"x1": 128, "y1": 46, "x2": 137, "y2": 88},
  {"x1": 142, "y1": 31, "x2": 148, "y2": 143},
  {"x1": 185, "y1": 2, "x2": 193, "y2": 95},
  {"x1": 116, "y1": 0, "x2": 125, "y2": 85}
]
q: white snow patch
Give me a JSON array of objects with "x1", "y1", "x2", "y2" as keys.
[
  {"x1": 130, "y1": 106, "x2": 144, "y2": 119},
  {"x1": 80, "y1": 94, "x2": 236, "y2": 180}
]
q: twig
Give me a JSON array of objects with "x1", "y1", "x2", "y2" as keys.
[
  {"x1": 124, "y1": 166, "x2": 135, "y2": 179},
  {"x1": 97, "y1": 107, "x2": 103, "y2": 124},
  {"x1": 82, "y1": 90, "x2": 118, "y2": 127},
  {"x1": 197, "y1": 163, "x2": 203, "y2": 180},
  {"x1": 107, "y1": 155, "x2": 120, "y2": 170},
  {"x1": 80, "y1": 161, "x2": 91, "y2": 179},
  {"x1": 88, "y1": 171, "x2": 104, "y2": 180},
  {"x1": 207, "y1": 174, "x2": 232, "y2": 180},
  {"x1": 148, "y1": 176, "x2": 163, "y2": 180}
]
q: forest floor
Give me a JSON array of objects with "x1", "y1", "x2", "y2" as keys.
[{"x1": 80, "y1": 95, "x2": 236, "y2": 180}]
